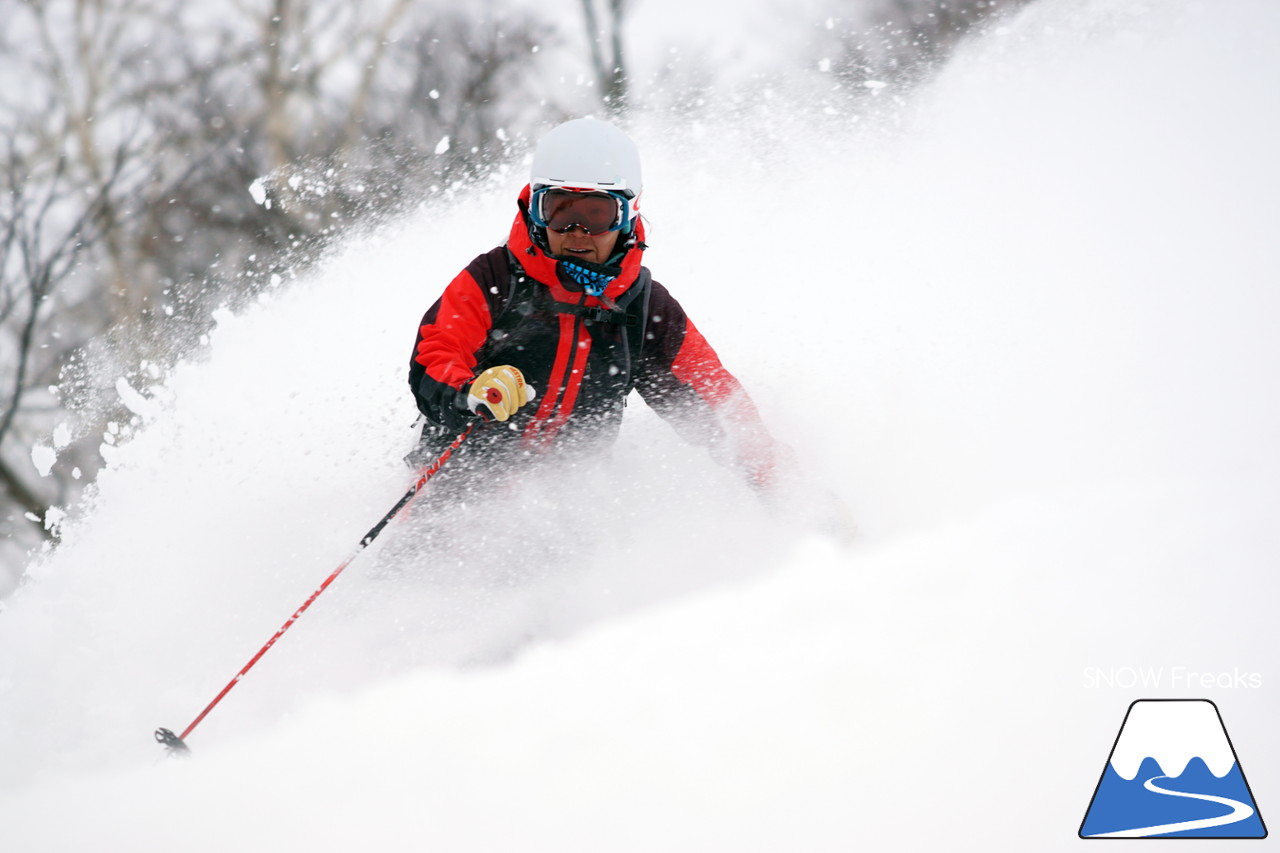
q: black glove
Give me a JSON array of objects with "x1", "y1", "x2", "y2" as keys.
[{"x1": 416, "y1": 374, "x2": 469, "y2": 430}]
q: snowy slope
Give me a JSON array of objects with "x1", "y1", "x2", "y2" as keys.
[{"x1": 2, "y1": 0, "x2": 1278, "y2": 850}]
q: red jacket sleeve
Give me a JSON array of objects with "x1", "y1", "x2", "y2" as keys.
[
  {"x1": 409, "y1": 249, "x2": 506, "y2": 420},
  {"x1": 414, "y1": 269, "x2": 492, "y2": 387}
]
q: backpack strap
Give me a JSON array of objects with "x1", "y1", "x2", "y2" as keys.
[
  {"x1": 619, "y1": 270, "x2": 652, "y2": 393},
  {"x1": 493, "y1": 250, "x2": 537, "y2": 326}
]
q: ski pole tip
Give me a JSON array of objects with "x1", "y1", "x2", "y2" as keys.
[{"x1": 155, "y1": 727, "x2": 191, "y2": 757}]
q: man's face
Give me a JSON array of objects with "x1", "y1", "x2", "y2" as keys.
[{"x1": 547, "y1": 224, "x2": 620, "y2": 265}]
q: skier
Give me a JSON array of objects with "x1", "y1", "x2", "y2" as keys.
[{"x1": 408, "y1": 117, "x2": 782, "y2": 497}]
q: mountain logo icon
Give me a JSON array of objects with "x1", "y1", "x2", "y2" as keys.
[{"x1": 1080, "y1": 699, "x2": 1267, "y2": 838}]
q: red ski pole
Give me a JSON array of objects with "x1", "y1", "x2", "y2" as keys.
[{"x1": 155, "y1": 421, "x2": 478, "y2": 755}]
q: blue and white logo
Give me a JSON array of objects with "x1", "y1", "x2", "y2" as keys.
[{"x1": 1080, "y1": 699, "x2": 1267, "y2": 838}]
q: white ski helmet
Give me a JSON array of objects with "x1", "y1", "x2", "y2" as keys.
[
  {"x1": 530, "y1": 118, "x2": 642, "y2": 232},
  {"x1": 531, "y1": 117, "x2": 641, "y2": 197}
]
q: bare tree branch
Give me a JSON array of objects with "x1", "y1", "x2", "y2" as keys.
[
  {"x1": 0, "y1": 457, "x2": 48, "y2": 531},
  {"x1": 579, "y1": 0, "x2": 630, "y2": 116}
]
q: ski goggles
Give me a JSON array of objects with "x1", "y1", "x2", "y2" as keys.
[{"x1": 530, "y1": 187, "x2": 633, "y2": 235}]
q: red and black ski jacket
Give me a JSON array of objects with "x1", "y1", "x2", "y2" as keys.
[{"x1": 409, "y1": 185, "x2": 777, "y2": 487}]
